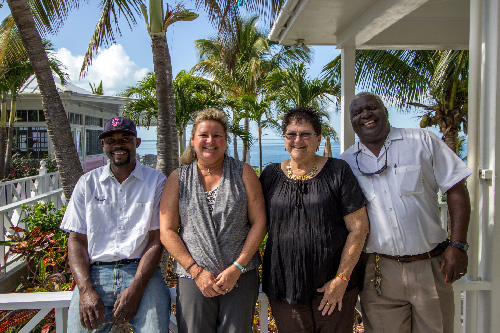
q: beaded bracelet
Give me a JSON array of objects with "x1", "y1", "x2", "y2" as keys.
[
  {"x1": 336, "y1": 273, "x2": 350, "y2": 282},
  {"x1": 193, "y1": 267, "x2": 203, "y2": 280}
]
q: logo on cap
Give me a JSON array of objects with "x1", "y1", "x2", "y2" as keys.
[{"x1": 111, "y1": 118, "x2": 120, "y2": 126}]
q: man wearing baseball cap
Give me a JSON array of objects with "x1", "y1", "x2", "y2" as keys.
[{"x1": 61, "y1": 117, "x2": 171, "y2": 332}]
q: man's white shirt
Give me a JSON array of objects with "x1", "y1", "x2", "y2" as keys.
[
  {"x1": 61, "y1": 161, "x2": 167, "y2": 263},
  {"x1": 340, "y1": 127, "x2": 471, "y2": 256}
]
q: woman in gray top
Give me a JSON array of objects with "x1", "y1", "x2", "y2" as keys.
[{"x1": 159, "y1": 108, "x2": 267, "y2": 332}]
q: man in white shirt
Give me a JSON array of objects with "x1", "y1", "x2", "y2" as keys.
[
  {"x1": 340, "y1": 92, "x2": 471, "y2": 333},
  {"x1": 61, "y1": 117, "x2": 170, "y2": 332}
]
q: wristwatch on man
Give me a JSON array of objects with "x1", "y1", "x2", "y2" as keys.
[{"x1": 448, "y1": 240, "x2": 469, "y2": 252}]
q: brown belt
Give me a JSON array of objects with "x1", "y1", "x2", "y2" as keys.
[{"x1": 377, "y1": 242, "x2": 448, "y2": 263}]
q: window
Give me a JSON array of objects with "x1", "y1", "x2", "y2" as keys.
[
  {"x1": 85, "y1": 115, "x2": 103, "y2": 127},
  {"x1": 86, "y1": 129, "x2": 103, "y2": 156},
  {"x1": 68, "y1": 112, "x2": 83, "y2": 125},
  {"x1": 14, "y1": 127, "x2": 48, "y2": 158},
  {"x1": 14, "y1": 110, "x2": 44, "y2": 122}
]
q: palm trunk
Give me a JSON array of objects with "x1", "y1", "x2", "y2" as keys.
[
  {"x1": 178, "y1": 130, "x2": 184, "y2": 158},
  {"x1": 231, "y1": 108, "x2": 239, "y2": 160},
  {"x1": 7, "y1": 0, "x2": 83, "y2": 199},
  {"x1": 5, "y1": 97, "x2": 18, "y2": 174},
  {"x1": 0, "y1": 93, "x2": 7, "y2": 179},
  {"x1": 242, "y1": 117, "x2": 249, "y2": 163},
  {"x1": 258, "y1": 124, "x2": 262, "y2": 175},
  {"x1": 150, "y1": 33, "x2": 178, "y2": 176},
  {"x1": 442, "y1": 129, "x2": 459, "y2": 154},
  {"x1": 323, "y1": 136, "x2": 332, "y2": 157}
]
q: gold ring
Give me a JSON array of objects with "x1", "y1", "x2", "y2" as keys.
[
  {"x1": 225, "y1": 288, "x2": 229, "y2": 292},
  {"x1": 326, "y1": 302, "x2": 330, "y2": 306}
]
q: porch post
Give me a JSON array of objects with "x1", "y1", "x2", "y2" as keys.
[
  {"x1": 476, "y1": 0, "x2": 500, "y2": 331},
  {"x1": 466, "y1": 0, "x2": 482, "y2": 330},
  {"x1": 340, "y1": 46, "x2": 356, "y2": 152}
]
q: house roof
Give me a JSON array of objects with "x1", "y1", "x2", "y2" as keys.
[
  {"x1": 18, "y1": 75, "x2": 130, "y2": 115},
  {"x1": 269, "y1": 0, "x2": 469, "y2": 50}
]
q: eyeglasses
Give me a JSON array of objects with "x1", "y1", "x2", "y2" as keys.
[
  {"x1": 355, "y1": 143, "x2": 389, "y2": 176},
  {"x1": 284, "y1": 132, "x2": 318, "y2": 140}
]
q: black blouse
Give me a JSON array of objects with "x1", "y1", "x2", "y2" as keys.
[{"x1": 260, "y1": 158, "x2": 368, "y2": 305}]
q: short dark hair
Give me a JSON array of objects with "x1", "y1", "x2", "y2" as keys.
[{"x1": 282, "y1": 106, "x2": 322, "y2": 136}]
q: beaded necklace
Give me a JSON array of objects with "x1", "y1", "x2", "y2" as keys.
[{"x1": 286, "y1": 164, "x2": 319, "y2": 180}]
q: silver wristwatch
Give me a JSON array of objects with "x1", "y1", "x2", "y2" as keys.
[{"x1": 448, "y1": 240, "x2": 469, "y2": 252}]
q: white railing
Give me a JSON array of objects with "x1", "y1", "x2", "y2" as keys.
[
  {"x1": 439, "y1": 202, "x2": 492, "y2": 333},
  {"x1": 0, "y1": 161, "x2": 61, "y2": 207},
  {"x1": 0, "y1": 289, "x2": 270, "y2": 333},
  {"x1": 0, "y1": 162, "x2": 64, "y2": 276}
]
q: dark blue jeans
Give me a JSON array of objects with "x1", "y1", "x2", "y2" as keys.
[{"x1": 67, "y1": 262, "x2": 171, "y2": 332}]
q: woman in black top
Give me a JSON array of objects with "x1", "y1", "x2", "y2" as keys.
[{"x1": 260, "y1": 106, "x2": 369, "y2": 332}]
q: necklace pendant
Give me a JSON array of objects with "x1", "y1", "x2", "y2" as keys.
[{"x1": 207, "y1": 168, "x2": 211, "y2": 174}]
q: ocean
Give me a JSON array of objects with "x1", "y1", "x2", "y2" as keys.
[{"x1": 137, "y1": 138, "x2": 342, "y2": 167}]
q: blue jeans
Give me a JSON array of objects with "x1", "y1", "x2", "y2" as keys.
[{"x1": 67, "y1": 262, "x2": 171, "y2": 332}]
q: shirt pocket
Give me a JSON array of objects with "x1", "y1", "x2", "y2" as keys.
[
  {"x1": 87, "y1": 202, "x2": 114, "y2": 233},
  {"x1": 396, "y1": 164, "x2": 424, "y2": 196},
  {"x1": 124, "y1": 202, "x2": 153, "y2": 232},
  {"x1": 356, "y1": 175, "x2": 376, "y2": 202}
]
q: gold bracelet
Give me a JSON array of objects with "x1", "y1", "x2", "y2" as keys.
[{"x1": 336, "y1": 273, "x2": 350, "y2": 282}]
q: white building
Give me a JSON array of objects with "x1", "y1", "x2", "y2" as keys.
[{"x1": 8, "y1": 75, "x2": 130, "y2": 172}]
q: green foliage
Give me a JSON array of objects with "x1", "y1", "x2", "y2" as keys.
[
  {"x1": 5, "y1": 153, "x2": 58, "y2": 181},
  {"x1": 0, "y1": 203, "x2": 71, "y2": 332},
  {"x1": 20, "y1": 203, "x2": 67, "y2": 247},
  {"x1": 2, "y1": 203, "x2": 70, "y2": 291}
]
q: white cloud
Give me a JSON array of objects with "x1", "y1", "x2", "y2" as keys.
[{"x1": 55, "y1": 44, "x2": 150, "y2": 96}]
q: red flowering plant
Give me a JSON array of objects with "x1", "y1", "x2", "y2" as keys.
[{"x1": 0, "y1": 203, "x2": 71, "y2": 332}]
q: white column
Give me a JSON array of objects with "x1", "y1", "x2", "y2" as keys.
[
  {"x1": 340, "y1": 46, "x2": 356, "y2": 152},
  {"x1": 465, "y1": 0, "x2": 482, "y2": 331},
  {"x1": 477, "y1": 0, "x2": 500, "y2": 332}
]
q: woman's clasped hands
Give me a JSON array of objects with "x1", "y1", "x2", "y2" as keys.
[{"x1": 191, "y1": 264, "x2": 241, "y2": 297}]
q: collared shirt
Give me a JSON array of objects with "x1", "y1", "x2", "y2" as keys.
[
  {"x1": 340, "y1": 127, "x2": 472, "y2": 256},
  {"x1": 61, "y1": 161, "x2": 167, "y2": 263}
]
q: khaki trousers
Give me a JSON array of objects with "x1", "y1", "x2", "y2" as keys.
[{"x1": 360, "y1": 253, "x2": 454, "y2": 333}]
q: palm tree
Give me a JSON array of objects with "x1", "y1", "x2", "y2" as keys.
[
  {"x1": 173, "y1": 70, "x2": 223, "y2": 156},
  {"x1": 121, "y1": 71, "x2": 226, "y2": 158},
  {"x1": 322, "y1": 50, "x2": 468, "y2": 153},
  {"x1": 89, "y1": 80, "x2": 104, "y2": 95},
  {"x1": 140, "y1": 2, "x2": 198, "y2": 176},
  {"x1": 266, "y1": 62, "x2": 340, "y2": 112},
  {"x1": 239, "y1": 93, "x2": 278, "y2": 174},
  {"x1": 3, "y1": 0, "x2": 285, "y2": 196},
  {"x1": 1, "y1": 5, "x2": 80, "y2": 199},
  {"x1": 3, "y1": 0, "x2": 147, "y2": 198},
  {"x1": 266, "y1": 62, "x2": 340, "y2": 156},
  {"x1": 193, "y1": 15, "x2": 269, "y2": 161},
  {"x1": 120, "y1": 72, "x2": 158, "y2": 127}
]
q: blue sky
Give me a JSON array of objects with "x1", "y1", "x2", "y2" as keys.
[{"x1": 0, "y1": 3, "x2": 426, "y2": 141}]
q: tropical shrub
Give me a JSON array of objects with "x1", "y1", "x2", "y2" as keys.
[
  {"x1": 0, "y1": 203, "x2": 70, "y2": 332},
  {"x1": 4, "y1": 153, "x2": 58, "y2": 181}
]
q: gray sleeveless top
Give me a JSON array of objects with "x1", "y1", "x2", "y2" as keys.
[{"x1": 174, "y1": 156, "x2": 261, "y2": 277}]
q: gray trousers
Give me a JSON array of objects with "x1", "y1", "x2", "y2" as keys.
[{"x1": 176, "y1": 269, "x2": 259, "y2": 333}]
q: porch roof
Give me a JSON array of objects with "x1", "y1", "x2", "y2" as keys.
[{"x1": 268, "y1": 0, "x2": 469, "y2": 50}]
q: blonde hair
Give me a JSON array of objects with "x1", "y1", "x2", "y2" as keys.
[{"x1": 179, "y1": 108, "x2": 229, "y2": 165}]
